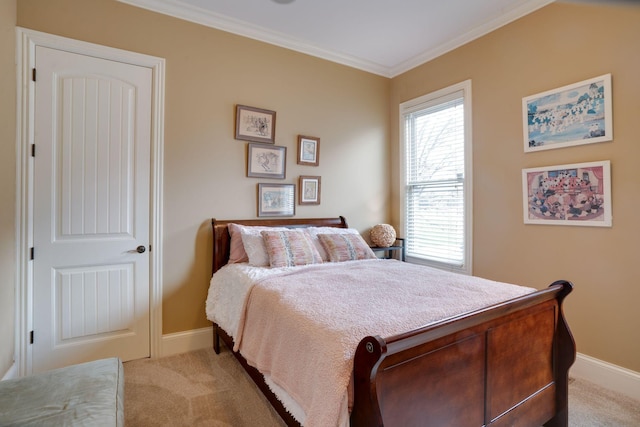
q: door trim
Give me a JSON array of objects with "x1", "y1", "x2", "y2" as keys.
[{"x1": 15, "y1": 27, "x2": 165, "y2": 375}]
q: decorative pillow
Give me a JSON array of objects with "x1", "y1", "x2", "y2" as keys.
[
  {"x1": 317, "y1": 233, "x2": 377, "y2": 262},
  {"x1": 227, "y1": 223, "x2": 249, "y2": 263},
  {"x1": 232, "y1": 224, "x2": 289, "y2": 266},
  {"x1": 261, "y1": 230, "x2": 323, "y2": 268},
  {"x1": 305, "y1": 227, "x2": 359, "y2": 261}
]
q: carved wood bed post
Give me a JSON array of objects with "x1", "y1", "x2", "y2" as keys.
[
  {"x1": 351, "y1": 336, "x2": 387, "y2": 427},
  {"x1": 544, "y1": 280, "x2": 576, "y2": 427}
]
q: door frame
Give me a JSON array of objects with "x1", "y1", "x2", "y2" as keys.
[{"x1": 15, "y1": 27, "x2": 165, "y2": 375}]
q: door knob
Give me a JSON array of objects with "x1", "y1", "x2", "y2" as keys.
[{"x1": 136, "y1": 245, "x2": 146, "y2": 254}]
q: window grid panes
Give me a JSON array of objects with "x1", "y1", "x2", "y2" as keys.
[{"x1": 403, "y1": 91, "x2": 466, "y2": 268}]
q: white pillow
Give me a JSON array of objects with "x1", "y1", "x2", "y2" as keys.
[
  {"x1": 237, "y1": 224, "x2": 289, "y2": 266},
  {"x1": 305, "y1": 227, "x2": 360, "y2": 261}
]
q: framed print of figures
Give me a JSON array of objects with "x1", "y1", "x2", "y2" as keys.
[
  {"x1": 297, "y1": 135, "x2": 320, "y2": 166},
  {"x1": 299, "y1": 176, "x2": 321, "y2": 205},
  {"x1": 235, "y1": 105, "x2": 276, "y2": 144},
  {"x1": 523, "y1": 74, "x2": 612, "y2": 152},
  {"x1": 258, "y1": 183, "x2": 295, "y2": 217},
  {"x1": 522, "y1": 160, "x2": 611, "y2": 227},
  {"x1": 247, "y1": 143, "x2": 286, "y2": 179}
]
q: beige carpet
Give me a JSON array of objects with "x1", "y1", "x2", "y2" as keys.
[
  {"x1": 124, "y1": 348, "x2": 640, "y2": 426},
  {"x1": 124, "y1": 348, "x2": 285, "y2": 426}
]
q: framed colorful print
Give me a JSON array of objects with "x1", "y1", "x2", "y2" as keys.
[
  {"x1": 522, "y1": 160, "x2": 612, "y2": 227},
  {"x1": 235, "y1": 104, "x2": 276, "y2": 144},
  {"x1": 258, "y1": 183, "x2": 295, "y2": 217},
  {"x1": 299, "y1": 176, "x2": 321, "y2": 205},
  {"x1": 523, "y1": 74, "x2": 612, "y2": 152},
  {"x1": 247, "y1": 143, "x2": 286, "y2": 179},
  {"x1": 297, "y1": 135, "x2": 320, "y2": 166}
]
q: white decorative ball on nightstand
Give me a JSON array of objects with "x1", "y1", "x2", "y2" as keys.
[{"x1": 370, "y1": 224, "x2": 396, "y2": 248}]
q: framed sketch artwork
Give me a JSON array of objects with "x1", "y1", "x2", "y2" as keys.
[
  {"x1": 299, "y1": 176, "x2": 321, "y2": 205},
  {"x1": 258, "y1": 183, "x2": 295, "y2": 217},
  {"x1": 235, "y1": 104, "x2": 276, "y2": 144},
  {"x1": 297, "y1": 135, "x2": 320, "y2": 166},
  {"x1": 523, "y1": 74, "x2": 612, "y2": 152},
  {"x1": 247, "y1": 143, "x2": 286, "y2": 179},
  {"x1": 522, "y1": 160, "x2": 611, "y2": 227}
]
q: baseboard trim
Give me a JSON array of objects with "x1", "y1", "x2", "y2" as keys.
[
  {"x1": 161, "y1": 328, "x2": 640, "y2": 401},
  {"x1": 161, "y1": 326, "x2": 213, "y2": 357},
  {"x1": 571, "y1": 352, "x2": 640, "y2": 401},
  {"x1": 1, "y1": 362, "x2": 18, "y2": 381}
]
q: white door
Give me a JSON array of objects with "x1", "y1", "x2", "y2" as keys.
[{"x1": 32, "y1": 46, "x2": 152, "y2": 373}]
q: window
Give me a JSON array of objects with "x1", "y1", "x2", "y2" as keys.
[{"x1": 400, "y1": 80, "x2": 472, "y2": 274}]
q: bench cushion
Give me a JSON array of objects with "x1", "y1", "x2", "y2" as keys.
[{"x1": 0, "y1": 358, "x2": 123, "y2": 426}]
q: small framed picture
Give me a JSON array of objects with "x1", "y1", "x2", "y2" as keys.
[
  {"x1": 299, "y1": 176, "x2": 321, "y2": 205},
  {"x1": 522, "y1": 160, "x2": 612, "y2": 227},
  {"x1": 235, "y1": 104, "x2": 276, "y2": 144},
  {"x1": 297, "y1": 135, "x2": 320, "y2": 166},
  {"x1": 258, "y1": 183, "x2": 295, "y2": 217},
  {"x1": 247, "y1": 143, "x2": 286, "y2": 179}
]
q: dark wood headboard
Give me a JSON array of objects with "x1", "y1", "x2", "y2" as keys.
[{"x1": 211, "y1": 216, "x2": 348, "y2": 276}]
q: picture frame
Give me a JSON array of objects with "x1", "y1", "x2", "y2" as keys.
[
  {"x1": 247, "y1": 143, "x2": 286, "y2": 179},
  {"x1": 522, "y1": 160, "x2": 612, "y2": 227},
  {"x1": 235, "y1": 104, "x2": 276, "y2": 144},
  {"x1": 523, "y1": 74, "x2": 612, "y2": 152},
  {"x1": 297, "y1": 135, "x2": 320, "y2": 166},
  {"x1": 299, "y1": 176, "x2": 321, "y2": 205},
  {"x1": 258, "y1": 183, "x2": 295, "y2": 217}
]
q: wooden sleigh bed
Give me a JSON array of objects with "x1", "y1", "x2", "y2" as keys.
[{"x1": 209, "y1": 216, "x2": 575, "y2": 427}]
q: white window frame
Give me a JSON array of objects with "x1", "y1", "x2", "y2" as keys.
[{"x1": 399, "y1": 80, "x2": 473, "y2": 275}]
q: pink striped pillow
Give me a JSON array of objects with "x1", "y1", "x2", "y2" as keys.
[
  {"x1": 305, "y1": 226, "x2": 359, "y2": 261},
  {"x1": 261, "y1": 230, "x2": 323, "y2": 268},
  {"x1": 317, "y1": 233, "x2": 377, "y2": 262}
]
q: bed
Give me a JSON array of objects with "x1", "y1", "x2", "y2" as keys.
[{"x1": 206, "y1": 216, "x2": 575, "y2": 427}]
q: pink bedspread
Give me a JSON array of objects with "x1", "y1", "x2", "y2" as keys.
[{"x1": 235, "y1": 260, "x2": 535, "y2": 427}]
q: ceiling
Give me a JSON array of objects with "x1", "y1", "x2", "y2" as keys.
[{"x1": 119, "y1": 0, "x2": 561, "y2": 77}]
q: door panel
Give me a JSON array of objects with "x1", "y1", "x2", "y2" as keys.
[
  {"x1": 33, "y1": 46, "x2": 151, "y2": 373},
  {"x1": 59, "y1": 75, "x2": 136, "y2": 238},
  {"x1": 56, "y1": 265, "x2": 134, "y2": 341}
]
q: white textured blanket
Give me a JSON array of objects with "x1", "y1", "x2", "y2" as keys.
[{"x1": 211, "y1": 259, "x2": 535, "y2": 427}]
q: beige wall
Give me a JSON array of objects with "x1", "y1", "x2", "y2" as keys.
[
  {"x1": 7, "y1": 0, "x2": 639, "y2": 377},
  {"x1": 0, "y1": 0, "x2": 17, "y2": 377},
  {"x1": 16, "y1": 0, "x2": 389, "y2": 335},
  {"x1": 390, "y1": 2, "x2": 640, "y2": 372}
]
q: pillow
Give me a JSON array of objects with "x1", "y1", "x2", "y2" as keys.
[
  {"x1": 305, "y1": 227, "x2": 359, "y2": 261},
  {"x1": 230, "y1": 224, "x2": 288, "y2": 266},
  {"x1": 261, "y1": 230, "x2": 323, "y2": 268},
  {"x1": 317, "y1": 233, "x2": 377, "y2": 262},
  {"x1": 227, "y1": 223, "x2": 249, "y2": 263}
]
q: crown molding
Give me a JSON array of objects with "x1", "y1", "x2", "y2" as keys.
[
  {"x1": 119, "y1": 0, "x2": 554, "y2": 78},
  {"x1": 389, "y1": 0, "x2": 555, "y2": 77},
  {"x1": 118, "y1": 0, "x2": 390, "y2": 76}
]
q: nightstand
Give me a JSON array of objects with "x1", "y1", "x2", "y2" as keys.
[{"x1": 370, "y1": 238, "x2": 405, "y2": 261}]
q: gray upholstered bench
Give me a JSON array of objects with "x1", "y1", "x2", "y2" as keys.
[{"x1": 0, "y1": 358, "x2": 124, "y2": 426}]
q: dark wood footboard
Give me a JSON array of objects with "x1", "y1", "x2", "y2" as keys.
[{"x1": 351, "y1": 280, "x2": 575, "y2": 427}]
